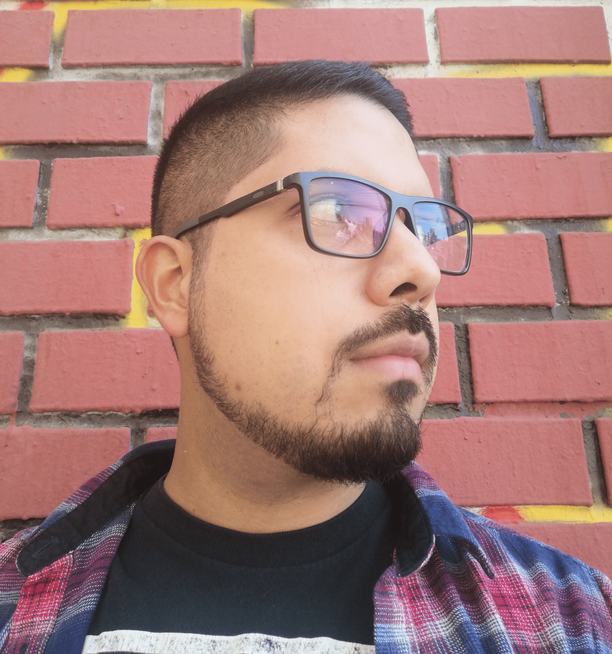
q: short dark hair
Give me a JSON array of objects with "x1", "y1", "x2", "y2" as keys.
[{"x1": 151, "y1": 60, "x2": 414, "y2": 246}]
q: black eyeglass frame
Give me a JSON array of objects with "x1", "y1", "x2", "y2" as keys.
[{"x1": 171, "y1": 171, "x2": 473, "y2": 275}]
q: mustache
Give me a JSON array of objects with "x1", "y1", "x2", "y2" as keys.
[{"x1": 329, "y1": 304, "x2": 438, "y2": 385}]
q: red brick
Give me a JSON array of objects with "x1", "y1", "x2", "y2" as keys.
[
  {"x1": 253, "y1": 9, "x2": 428, "y2": 65},
  {"x1": 595, "y1": 418, "x2": 612, "y2": 505},
  {"x1": 418, "y1": 154, "x2": 439, "y2": 199},
  {"x1": 0, "y1": 241, "x2": 133, "y2": 316},
  {"x1": 417, "y1": 417, "x2": 591, "y2": 507},
  {"x1": 146, "y1": 427, "x2": 177, "y2": 443},
  {"x1": 163, "y1": 81, "x2": 222, "y2": 140},
  {"x1": 0, "y1": 333, "x2": 24, "y2": 415},
  {"x1": 0, "y1": 81, "x2": 151, "y2": 144},
  {"x1": 513, "y1": 523, "x2": 612, "y2": 581},
  {"x1": 437, "y1": 7, "x2": 610, "y2": 64},
  {"x1": 0, "y1": 160, "x2": 39, "y2": 227},
  {"x1": 452, "y1": 153, "x2": 612, "y2": 221},
  {"x1": 469, "y1": 321, "x2": 612, "y2": 403},
  {"x1": 437, "y1": 234, "x2": 555, "y2": 308},
  {"x1": 393, "y1": 78, "x2": 533, "y2": 139},
  {"x1": 428, "y1": 323, "x2": 460, "y2": 405},
  {"x1": 0, "y1": 426, "x2": 130, "y2": 519},
  {"x1": 542, "y1": 78, "x2": 612, "y2": 138},
  {"x1": 30, "y1": 329, "x2": 180, "y2": 414},
  {"x1": 0, "y1": 10, "x2": 53, "y2": 68},
  {"x1": 48, "y1": 157, "x2": 156, "y2": 229},
  {"x1": 561, "y1": 233, "x2": 612, "y2": 307},
  {"x1": 62, "y1": 9, "x2": 241, "y2": 67}
]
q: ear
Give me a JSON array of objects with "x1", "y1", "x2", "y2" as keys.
[{"x1": 135, "y1": 236, "x2": 193, "y2": 338}]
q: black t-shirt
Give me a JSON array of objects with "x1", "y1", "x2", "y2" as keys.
[{"x1": 85, "y1": 477, "x2": 398, "y2": 653}]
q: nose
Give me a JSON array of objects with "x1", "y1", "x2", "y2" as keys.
[{"x1": 365, "y1": 211, "x2": 441, "y2": 307}]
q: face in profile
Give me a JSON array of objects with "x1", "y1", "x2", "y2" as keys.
[{"x1": 187, "y1": 95, "x2": 442, "y2": 483}]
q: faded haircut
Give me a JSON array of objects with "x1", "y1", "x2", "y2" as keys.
[{"x1": 151, "y1": 60, "x2": 414, "y2": 255}]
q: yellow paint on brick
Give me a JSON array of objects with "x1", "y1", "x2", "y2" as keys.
[
  {"x1": 450, "y1": 63, "x2": 612, "y2": 79},
  {"x1": 599, "y1": 137, "x2": 612, "y2": 153},
  {"x1": 123, "y1": 228, "x2": 161, "y2": 329},
  {"x1": 0, "y1": 68, "x2": 33, "y2": 82},
  {"x1": 472, "y1": 223, "x2": 507, "y2": 235},
  {"x1": 518, "y1": 505, "x2": 612, "y2": 524}
]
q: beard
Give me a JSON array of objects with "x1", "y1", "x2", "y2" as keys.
[{"x1": 188, "y1": 294, "x2": 437, "y2": 484}]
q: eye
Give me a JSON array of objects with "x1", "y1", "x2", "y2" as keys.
[{"x1": 309, "y1": 195, "x2": 347, "y2": 224}]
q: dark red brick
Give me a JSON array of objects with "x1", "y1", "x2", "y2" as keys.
[
  {"x1": 253, "y1": 8, "x2": 428, "y2": 65},
  {"x1": 428, "y1": 323, "x2": 461, "y2": 405},
  {"x1": 452, "y1": 153, "x2": 612, "y2": 221},
  {"x1": 417, "y1": 417, "x2": 591, "y2": 506},
  {"x1": 595, "y1": 418, "x2": 612, "y2": 505},
  {"x1": 147, "y1": 427, "x2": 177, "y2": 443},
  {"x1": 393, "y1": 78, "x2": 533, "y2": 138},
  {"x1": 30, "y1": 329, "x2": 180, "y2": 414},
  {"x1": 437, "y1": 7, "x2": 610, "y2": 64},
  {"x1": 0, "y1": 426, "x2": 130, "y2": 519},
  {"x1": 0, "y1": 241, "x2": 133, "y2": 316},
  {"x1": 469, "y1": 321, "x2": 612, "y2": 403},
  {"x1": 561, "y1": 232, "x2": 612, "y2": 307},
  {"x1": 163, "y1": 81, "x2": 222, "y2": 140},
  {"x1": 542, "y1": 77, "x2": 612, "y2": 137},
  {"x1": 0, "y1": 10, "x2": 54, "y2": 68},
  {"x1": 437, "y1": 234, "x2": 555, "y2": 308},
  {"x1": 0, "y1": 159, "x2": 39, "y2": 227},
  {"x1": 0, "y1": 81, "x2": 151, "y2": 144},
  {"x1": 62, "y1": 9, "x2": 241, "y2": 67},
  {"x1": 418, "y1": 154, "x2": 440, "y2": 199},
  {"x1": 513, "y1": 523, "x2": 612, "y2": 581},
  {"x1": 0, "y1": 333, "x2": 24, "y2": 415},
  {"x1": 48, "y1": 157, "x2": 156, "y2": 228}
]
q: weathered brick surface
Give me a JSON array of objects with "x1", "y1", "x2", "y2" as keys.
[
  {"x1": 48, "y1": 157, "x2": 156, "y2": 228},
  {"x1": 452, "y1": 153, "x2": 612, "y2": 221},
  {"x1": 595, "y1": 419, "x2": 612, "y2": 506},
  {"x1": 417, "y1": 417, "x2": 591, "y2": 506},
  {"x1": 469, "y1": 321, "x2": 612, "y2": 403},
  {"x1": 147, "y1": 427, "x2": 177, "y2": 443},
  {"x1": 541, "y1": 77, "x2": 612, "y2": 138},
  {"x1": 63, "y1": 9, "x2": 242, "y2": 67},
  {"x1": 0, "y1": 160, "x2": 39, "y2": 228},
  {"x1": 428, "y1": 323, "x2": 460, "y2": 405},
  {"x1": 0, "y1": 333, "x2": 24, "y2": 416},
  {"x1": 0, "y1": 81, "x2": 151, "y2": 144},
  {"x1": 30, "y1": 330, "x2": 180, "y2": 414},
  {"x1": 417, "y1": 154, "x2": 439, "y2": 199},
  {"x1": 0, "y1": 426, "x2": 130, "y2": 519},
  {"x1": 437, "y1": 7, "x2": 611, "y2": 64},
  {"x1": 393, "y1": 78, "x2": 533, "y2": 139},
  {"x1": 0, "y1": 10, "x2": 54, "y2": 68},
  {"x1": 0, "y1": 241, "x2": 134, "y2": 316},
  {"x1": 253, "y1": 9, "x2": 428, "y2": 65},
  {"x1": 437, "y1": 234, "x2": 555, "y2": 308},
  {"x1": 561, "y1": 232, "x2": 612, "y2": 307},
  {"x1": 513, "y1": 523, "x2": 612, "y2": 581},
  {"x1": 163, "y1": 81, "x2": 223, "y2": 139}
]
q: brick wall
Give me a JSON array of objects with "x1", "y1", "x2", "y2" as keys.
[{"x1": 1, "y1": 0, "x2": 611, "y2": 577}]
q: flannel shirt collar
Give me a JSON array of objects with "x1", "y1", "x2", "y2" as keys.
[{"x1": 16, "y1": 441, "x2": 492, "y2": 580}]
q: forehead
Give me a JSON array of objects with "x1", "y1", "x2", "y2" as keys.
[{"x1": 224, "y1": 95, "x2": 432, "y2": 202}]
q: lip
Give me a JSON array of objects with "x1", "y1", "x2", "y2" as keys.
[{"x1": 349, "y1": 334, "x2": 430, "y2": 381}]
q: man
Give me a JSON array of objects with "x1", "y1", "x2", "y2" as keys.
[{"x1": 1, "y1": 61, "x2": 610, "y2": 653}]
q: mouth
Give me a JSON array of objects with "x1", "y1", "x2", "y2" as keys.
[{"x1": 348, "y1": 333, "x2": 430, "y2": 383}]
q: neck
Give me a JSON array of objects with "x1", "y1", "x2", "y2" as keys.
[{"x1": 164, "y1": 380, "x2": 364, "y2": 534}]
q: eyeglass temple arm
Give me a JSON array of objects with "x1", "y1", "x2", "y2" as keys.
[{"x1": 171, "y1": 178, "x2": 286, "y2": 239}]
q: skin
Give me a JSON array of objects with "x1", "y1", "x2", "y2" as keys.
[{"x1": 136, "y1": 96, "x2": 441, "y2": 533}]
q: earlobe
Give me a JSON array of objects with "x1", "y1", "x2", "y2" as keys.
[{"x1": 135, "y1": 236, "x2": 192, "y2": 338}]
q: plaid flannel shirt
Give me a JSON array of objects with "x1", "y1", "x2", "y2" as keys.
[{"x1": 1, "y1": 439, "x2": 611, "y2": 653}]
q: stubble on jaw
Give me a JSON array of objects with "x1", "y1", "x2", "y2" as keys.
[{"x1": 188, "y1": 283, "x2": 438, "y2": 484}]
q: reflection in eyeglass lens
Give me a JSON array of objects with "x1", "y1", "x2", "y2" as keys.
[{"x1": 413, "y1": 202, "x2": 468, "y2": 272}]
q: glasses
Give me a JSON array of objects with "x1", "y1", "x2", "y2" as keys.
[{"x1": 172, "y1": 172, "x2": 473, "y2": 275}]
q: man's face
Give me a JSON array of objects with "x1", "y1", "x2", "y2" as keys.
[{"x1": 187, "y1": 95, "x2": 441, "y2": 483}]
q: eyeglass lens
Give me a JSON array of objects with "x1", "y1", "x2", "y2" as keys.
[{"x1": 307, "y1": 177, "x2": 469, "y2": 272}]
